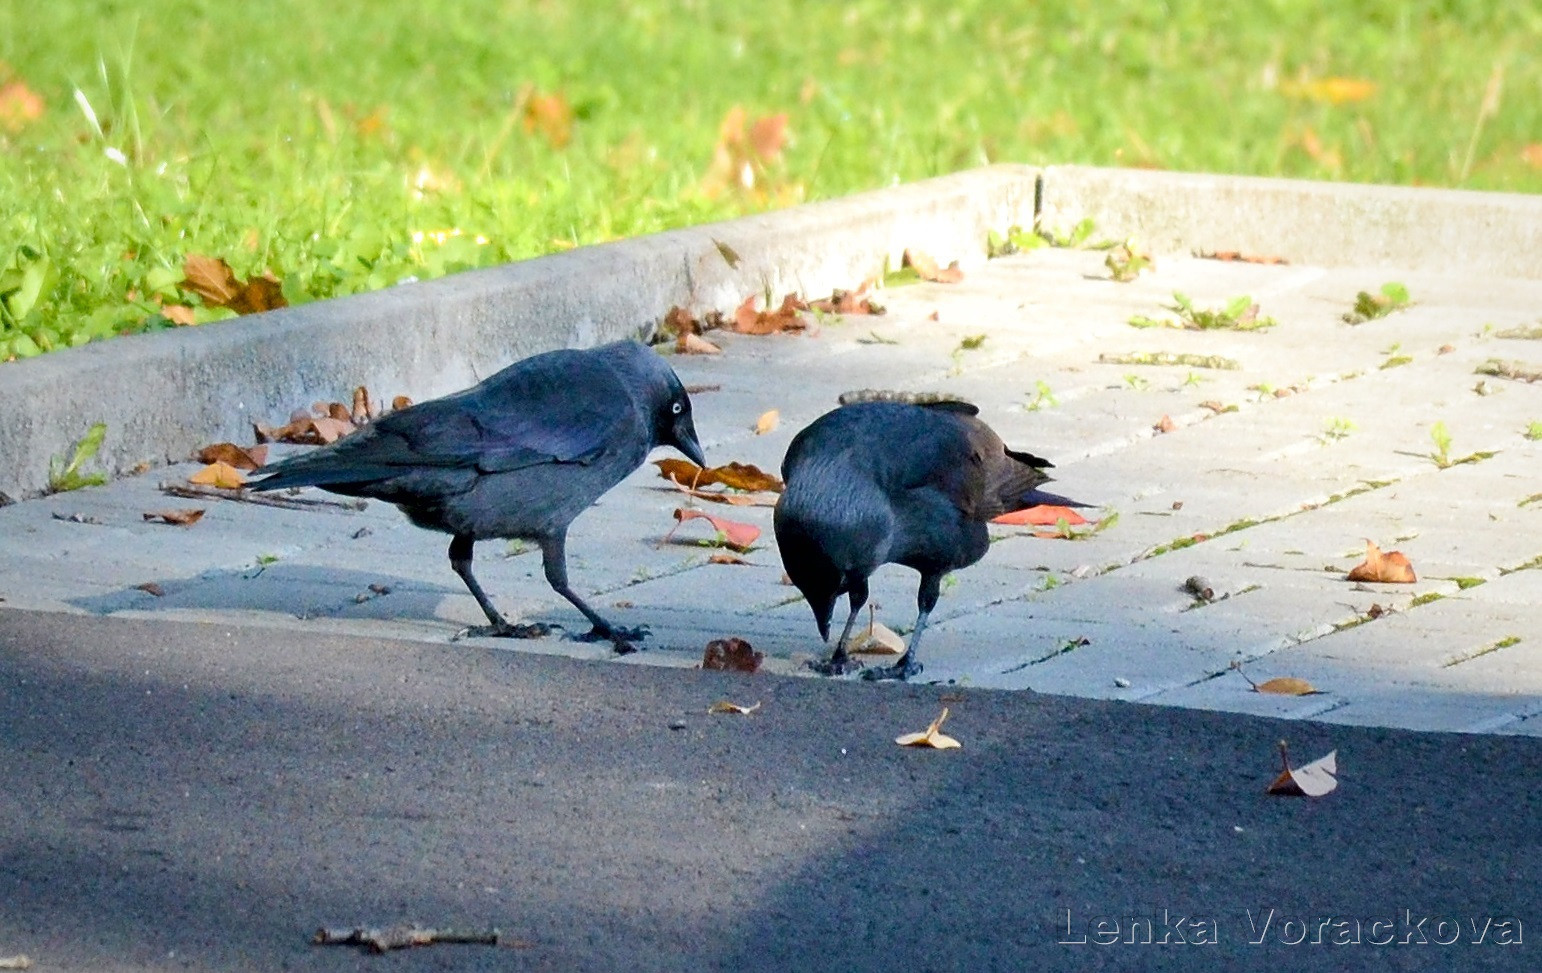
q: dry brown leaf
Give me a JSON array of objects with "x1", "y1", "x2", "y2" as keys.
[
  {"x1": 653, "y1": 459, "x2": 784, "y2": 493},
  {"x1": 809, "y1": 281, "x2": 885, "y2": 316},
  {"x1": 520, "y1": 86, "x2": 573, "y2": 148},
  {"x1": 895, "y1": 707, "x2": 962, "y2": 749},
  {"x1": 1154, "y1": 414, "x2": 1177, "y2": 434},
  {"x1": 1346, "y1": 539, "x2": 1417, "y2": 584},
  {"x1": 391, "y1": 394, "x2": 413, "y2": 411},
  {"x1": 904, "y1": 248, "x2": 964, "y2": 284},
  {"x1": 754, "y1": 409, "x2": 780, "y2": 435},
  {"x1": 678, "y1": 332, "x2": 722, "y2": 355},
  {"x1": 701, "y1": 106, "x2": 790, "y2": 197},
  {"x1": 701, "y1": 637, "x2": 764, "y2": 673},
  {"x1": 309, "y1": 416, "x2": 355, "y2": 444},
  {"x1": 135, "y1": 581, "x2": 166, "y2": 597},
  {"x1": 350, "y1": 386, "x2": 375, "y2": 424},
  {"x1": 1267, "y1": 742, "x2": 1338, "y2": 797},
  {"x1": 182, "y1": 255, "x2": 288, "y2": 315},
  {"x1": 850, "y1": 615, "x2": 906, "y2": 656},
  {"x1": 732, "y1": 293, "x2": 808, "y2": 335},
  {"x1": 196, "y1": 442, "x2": 268, "y2": 471},
  {"x1": 189, "y1": 461, "x2": 247, "y2": 489},
  {"x1": 161, "y1": 304, "x2": 196, "y2": 326},
  {"x1": 707, "y1": 700, "x2": 761, "y2": 715},
  {"x1": 142, "y1": 508, "x2": 206, "y2": 527},
  {"x1": 708, "y1": 552, "x2": 750, "y2": 565},
  {"x1": 665, "y1": 509, "x2": 761, "y2": 551},
  {"x1": 1196, "y1": 250, "x2": 1289, "y2": 265}
]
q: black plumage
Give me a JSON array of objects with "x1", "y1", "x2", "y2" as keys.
[
  {"x1": 774, "y1": 399, "x2": 1084, "y2": 680},
  {"x1": 250, "y1": 340, "x2": 705, "y2": 652}
]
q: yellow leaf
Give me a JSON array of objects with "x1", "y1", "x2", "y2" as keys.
[
  {"x1": 895, "y1": 707, "x2": 962, "y2": 749},
  {"x1": 189, "y1": 461, "x2": 246, "y2": 489},
  {"x1": 754, "y1": 409, "x2": 780, "y2": 435},
  {"x1": 1281, "y1": 77, "x2": 1377, "y2": 105},
  {"x1": 707, "y1": 700, "x2": 762, "y2": 715}
]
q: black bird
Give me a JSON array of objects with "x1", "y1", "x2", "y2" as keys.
[
  {"x1": 774, "y1": 399, "x2": 1085, "y2": 680},
  {"x1": 250, "y1": 340, "x2": 705, "y2": 652}
]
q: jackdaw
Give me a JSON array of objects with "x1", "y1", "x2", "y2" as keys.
[
  {"x1": 250, "y1": 340, "x2": 705, "y2": 652},
  {"x1": 774, "y1": 399, "x2": 1084, "y2": 680}
]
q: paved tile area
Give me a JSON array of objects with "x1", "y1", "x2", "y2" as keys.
[{"x1": 4, "y1": 246, "x2": 1541, "y2": 733}]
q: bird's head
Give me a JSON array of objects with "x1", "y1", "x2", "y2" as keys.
[
  {"x1": 773, "y1": 511, "x2": 844, "y2": 642},
  {"x1": 656, "y1": 385, "x2": 706, "y2": 468}
]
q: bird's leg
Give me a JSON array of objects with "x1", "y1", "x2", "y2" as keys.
[
  {"x1": 447, "y1": 534, "x2": 551, "y2": 640},
  {"x1": 809, "y1": 579, "x2": 868, "y2": 676},
  {"x1": 862, "y1": 572, "x2": 938, "y2": 681},
  {"x1": 539, "y1": 533, "x2": 647, "y2": 654}
]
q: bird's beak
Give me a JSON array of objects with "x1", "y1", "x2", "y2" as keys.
[{"x1": 673, "y1": 414, "x2": 706, "y2": 468}]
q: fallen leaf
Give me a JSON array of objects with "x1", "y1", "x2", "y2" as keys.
[
  {"x1": 309, "y1": 416, "x2": 355, "y2": 444},
  {"x1": 519, "y1": 86, "x2": 573, "y2": 148},
  {"x1": 990, "y1": 505, "x2": 1089, "y2": 527},
  {"x1": 1267, "y1": 742, "x2": 1338, "y2": 797},
  {"x1": 196, "y1": 442, "x2": 268, "y2": 471},
  {"x1": 701, "y1": 106, "x2": 791, "y2": 198},
  {"x1": 903, "y1": 248, "x2": 964, "y2": 283},
  {"x1": 1346, "y1": 539, "x2": 1417, "y2": 583},
  {"x1": 189, "y1": 461, "x2": 247, "y2": 489},
  {"x1": 1255, "y1": 677, "x2": 1323, "y2": 696},
  {"x1": 181, "y1": 255, "x2": 288, "y2": 315},
  {"x1": 850, "y1": 615, "x2": 906, "y2": 656},
  {"x1": 1281, "y1": 76, "x2": 1377, "y2": 105},
  {"x1": 701, "y1": 637, "x2": 763, "y2": 672},
  {"x1": 1154, "y1": 414, "x2": 1177, "y2": 434},
  {"x1": 754, "y1": 409, "x2": 780, "y2": 435},
  {"x1": 1195, "y1": 250, "x2": 1288, "y2": 265},
  {"x1": 0, "y1": 78, "x2": 45, "y2": 132},
  {"x1": 351, "y1": 386, "x2": 374, "y2": 423},
  {"x1": 391, "y1": 395, "x2": 413, "y2": 411},
  {"x1": 654, "y1": 459, "x2": 784, "y2": 493},
  {"x1": 708, "y1": 552, "x2": 750, "y2": 565},
  {"x1": 732, "y1": 293, "x2": 807, "y2": 335},
  {"x1": 142, "y1": 508, "x2": 206, "y2": 527},
  {"x1": 666, "y1": 509, "x2": 761, "y2": 551},
  {"x1": 707, "y1": 700, "x2": 761, "y2": 715},
  {"x1": 135, "y1": 581, "x2": 166, "y2": 597},
  {"x1": 808, "y1": 281, "x2": 885, "y2": 315},
  {"x1": 160, "y1": 304, "x2": 197, "y2": 326},
  {"x1": 712, "y1": 239, "x2": 742, "y2": 269},
  {"x1": 896, "y1": 707, "x2": 962, "y2": 749},
  {"x1": 678, "y1": 332, "x2": 722, "y2": 355}
]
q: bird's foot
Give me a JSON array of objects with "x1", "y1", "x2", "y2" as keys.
[
  {"x1": 573, "y1": 624, "x2": 649, "y2": 655},
  {"x1": 453, "y1": 621, "x2": 553, "y2": 641},
  {"x1": 806, "y1": 655, "x2": 865, "y2": 677},
  {"x1": 859, "y1": 657, "x2": 922, "y2": 682}
]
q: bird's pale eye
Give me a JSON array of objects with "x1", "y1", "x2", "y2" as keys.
[{"x1": 671, "y1": 401, "x2": 684, "y2": 415}]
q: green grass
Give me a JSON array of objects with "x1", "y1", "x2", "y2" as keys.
[{"x1": 3, "y1": 1, "x2": 1541, "y2": 360}]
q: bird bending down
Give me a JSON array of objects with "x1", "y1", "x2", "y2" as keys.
[
  {"x1": 249, "y1": 340, "x2": 705, "y2": 653},
  {"x1": 774, "y1": 399, "x2": 1085, "y2": 681}
]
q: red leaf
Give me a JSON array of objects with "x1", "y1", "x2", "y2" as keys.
[
  {"x1": 991, "y1": 505, "x2": 1089, "y2": 527},
  {"x1": 666, "y1": 509, "x2": 761, "y2": 551}
]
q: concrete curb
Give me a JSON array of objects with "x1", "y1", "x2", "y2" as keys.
[
  {"x1": 0, "y1": 166, "x2": 1038, "y2": 499},
  {"x1": 3, "y1": 163, "x2": 1540, "y2": 500}
]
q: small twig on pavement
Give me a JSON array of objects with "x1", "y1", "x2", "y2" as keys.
[{"x1": 159, "y1": 482, "x2": 366, "y2": 511}]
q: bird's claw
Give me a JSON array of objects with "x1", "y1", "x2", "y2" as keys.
[
  {"x1": 453, "y1": 621, "x2": 553, "y2": 641},
  {"x1": 806, "y1": 655, "x2": 865, "y2": 677},
  {"x1": 573, "y1": 624, "x2": 649, "y2": 654},
  {"x1": 859, "y1": 657, "x2": 923, "y2": 682}
]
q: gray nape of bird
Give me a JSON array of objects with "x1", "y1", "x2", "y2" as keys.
[
  {"x1": 774, "y1": 399, "x2": 1085, "y2": 681},
  {"x1": 249, "y1": 339, "x2": 705, "y2": 653}
]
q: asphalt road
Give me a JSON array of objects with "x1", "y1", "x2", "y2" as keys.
[{"x1": 2, "y1": 609, "x2": 1537, "y2": 972}]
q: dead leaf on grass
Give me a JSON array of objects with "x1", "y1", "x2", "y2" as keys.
[
  {"x1": 702, "y1": 637, "x2": 764, "y2": 673},
  {"x1": 896, "y1": 707, "x2": 962, "y2": 749},
  {"x1": 182, "y1": 255, "x2": 288, "y2": 315},
  {"x1": 1267, "y1": 741, "x2": 1338, "y2": 797},
  {"x1": 1346, "y1": 539, "x2": 1416, "y2": 584}
]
